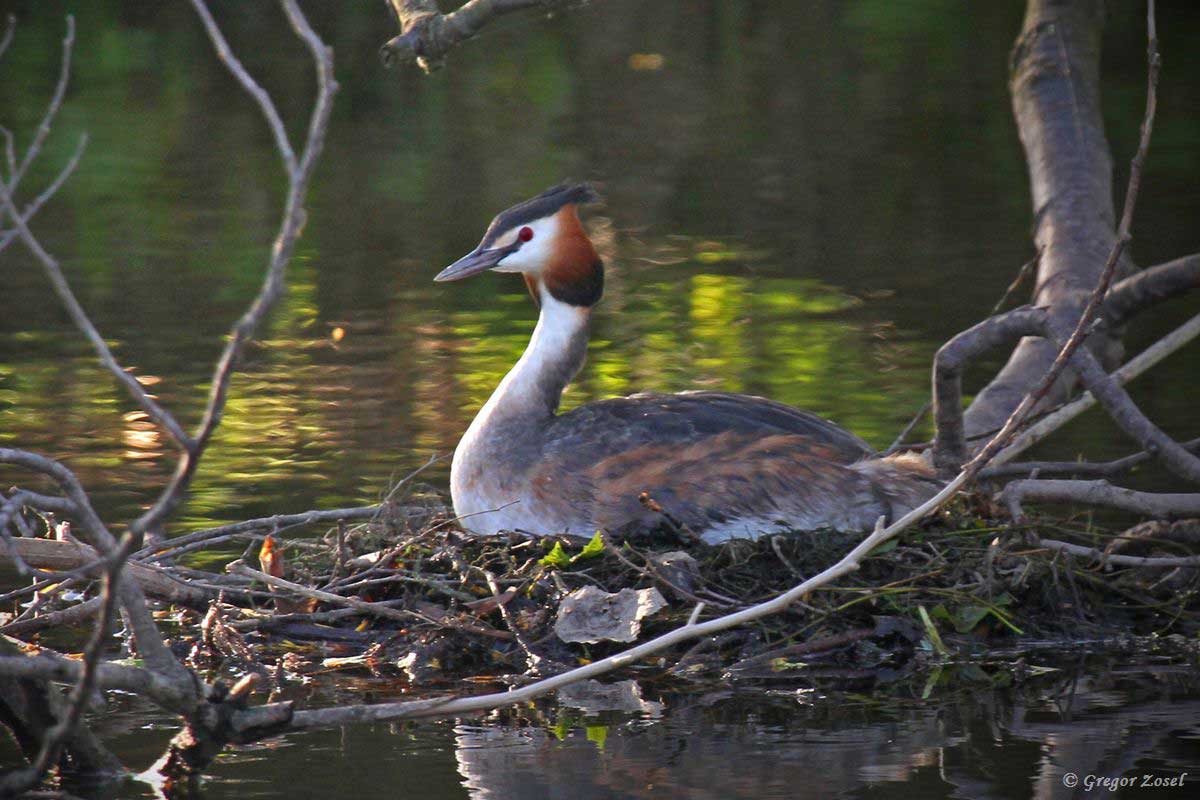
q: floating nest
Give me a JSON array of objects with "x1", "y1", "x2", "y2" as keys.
[{"x1": 162, "y1": 489, "x2": 1200, "y2": 702}]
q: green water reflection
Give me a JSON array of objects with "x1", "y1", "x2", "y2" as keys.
[
  {"x1": 3, "y1": 0, "x2": 1200, "y2": 527},
  {"x1": 3, "y1": 1, "x2": 1199, "y2": 531}
]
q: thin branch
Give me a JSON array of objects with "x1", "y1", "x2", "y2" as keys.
[
  {"x1": 1001, "y1": 478, "x2": 1200, "y2": 520},
  {"x1": 132, "y1": 0, "x2": 338, "y2": 537},
  {"x1": 990, "y1": 313, "x2": 1200, "y2": 467},
  {"x1": 133, "y1": 505, "x2": 379, "y2": 562},
  {"x1": 889, "y1": 247, "x2": 1042, "y2": 455},
  {"x1": 227, "y1": 561, "x2": 512, "y2": 639},
  {"x1": 0, "y1": 132, "x2": 88, "y2": 256},
  {"x1": 184, "y1": 0, "x2": 297, "y2": 177},
  {"x1": 1047, "y1": 317, "x2": 1200, "y2": 484},
  {"x1": 1038, "y1": 537, "x2": 1200, "y2": 569},
  {"x1": 1, "y1": 124, "x2": 16, "y2": 177},
  {"x1": 0, "y1": 159, "x2": 192, "y2": 451},
  {"x1": 6, "y1": 16, "x2": 73, "y2": 193},
  {"x1": 1103, "y1": 252, "x2": 1200, "y2": 327},
  {"x1": 932, "y1": 306, "x2": 1048, "y2": 470},
  {"x1": 980, "y1": 437, "x2": 1200, "y2": 481}
]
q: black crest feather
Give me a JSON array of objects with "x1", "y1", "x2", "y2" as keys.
[{"x1": 480, "y1": 183, "x2": 601, "y2": 248}]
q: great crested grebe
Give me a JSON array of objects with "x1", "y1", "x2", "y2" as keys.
[{"x1": 435, "y1": 184, "x2": 938, "y2": 543}]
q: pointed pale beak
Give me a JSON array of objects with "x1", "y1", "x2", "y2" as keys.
[{"x1": 433, "y1": 245, "x2": 517, "y2": 282}]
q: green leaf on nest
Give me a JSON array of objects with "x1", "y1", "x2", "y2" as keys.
[
  {"x1": 539, "y1": 542, "x2": 572, "y2": 568},
  {"x1": 574, "y1": 531, "x2": 606, "y2": 561}
]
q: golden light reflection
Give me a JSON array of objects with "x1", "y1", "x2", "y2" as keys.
[{"x1": 628, "y1": 53, "x2": 666, "y2": 71}]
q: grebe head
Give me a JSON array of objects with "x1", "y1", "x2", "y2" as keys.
[{"x1": 434, "y1": 183, "x2": 603, "y2": 307}]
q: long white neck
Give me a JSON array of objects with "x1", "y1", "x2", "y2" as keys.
[{"x1": 471, "y1": 289, "x2": 591, "y2": 426}]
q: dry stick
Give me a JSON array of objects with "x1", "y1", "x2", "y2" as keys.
[
  {"x1": 0, "y1": 597, "x2": 102, "y2": 638},
  {"x1": 981, "y1": 436, "x2": 1200, "y2": 481},
  {"x1": 133, "y1": 0, "x2": 338, "y2": 538},
  {"x1": 1038, "y1": 538, "x2": 1200, "y2": 569},
  {"x1": 1001, "y1": 479, "x2": 1200, "y2": 521},
  {"x1": 990, "y1": 312, "x2": 1200, "y2": 466},
  {"x1": 227, "y1": 561, "x2": 512, "y2": 640},
  {"x1": 483, "y1": 570, "x2": 540, "y2": 671},
  {"x1": 133, "y1": 505, "x2": 380, "y2": 562}
]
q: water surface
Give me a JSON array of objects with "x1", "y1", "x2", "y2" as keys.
[{"x1": 2, "y1": 1, "x2": 1200, "y2": 796}]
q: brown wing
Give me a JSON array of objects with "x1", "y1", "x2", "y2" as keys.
[
  {"x1": 542, "y1": 391, "x2": 874, "y2": 468},
  {"x1": 531, "y1": 392, "x2": 882, "y2": 536}
]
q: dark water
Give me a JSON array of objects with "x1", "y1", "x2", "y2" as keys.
[
  {"x1": 30, "y1": 659, "x2": 1200, "y2": 799},
  {"x1": 2, "y1": 1, "x2": 1200, "y2": 796}
]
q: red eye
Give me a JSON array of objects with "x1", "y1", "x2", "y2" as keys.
[{"x1": 518, "y1": 226, "x2": 534, "y2": 242}]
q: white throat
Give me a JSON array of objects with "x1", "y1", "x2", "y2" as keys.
[{"x1": 471, "y1": 287, "x2": 591, "y2": 426}]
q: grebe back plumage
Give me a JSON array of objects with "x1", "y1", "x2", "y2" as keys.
[{"x1": 434, "y1": 184, "x2": 937, "y2": 543}]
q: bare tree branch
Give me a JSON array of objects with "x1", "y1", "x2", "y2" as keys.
[
  {"x1": 0, "y1": 132, "x2": 87, "y2": 257},
  {"x1": 0, "y1": 448, "x2": 183, "y2": 679},
  {"x1": 933, "y1": 306, "x2": 1048, "y2": 471},
  {"x1": 961, "y1": 0, "x2": 1161, "y2": 472},
  {"x1": 1038, "y1": 536, "x2": 1200, "y2": 568},
  {"x1": 0, "y1": 18, "x2": 191, "y2": 449},
  {"x1": 6, "y1": 16, "x2": 73, "y2": 193},
  {"x1": 1103, "y1": 252, "x2": 1200, "y2": 327},
  {"x1": 381, "y1": 0, "x2": 579, "y2": 72},
  {"x1": 134, "y1": 0, "x2": 340, "y2": 538},
  {"x1": 0, "y1": 650, "x2": 195, "y2": 711},
  {"x1": 980, "y1": 437, "x2": 1200, "y2": 481},
  {"x1": 1001, "y1": 478, "x2": 1200, "y2": 520},
  {"x1": 185, "y1": 0, "x2": 297, "y2": 177},
  {"x1": 1047, "y1": 317, "x2": 1200, "y2": 484},
  {"x1": 990, "y1": 313, "x2": 1200, "y2": 467}
]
